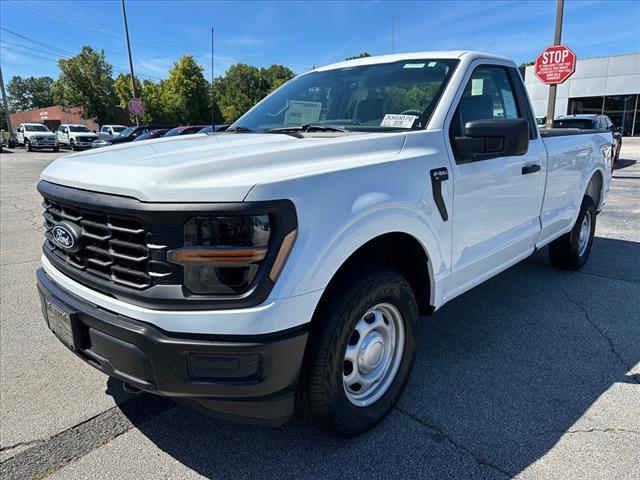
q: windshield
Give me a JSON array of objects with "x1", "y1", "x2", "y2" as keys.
[
  {"x1": 112, "y1": 126, "x2": 126, "y2": 133},
  {"x1": 232, "y1": 59, "x2": 458, "y2": 133},
  {"x1": 119, "y1": 127, "x2": 135, "y2": 137},
  {"x1": 69, "y1": 126, "x2": 91, "y2": 132},
  {"x1": 552, "y1": 119, "x2": 595, "y2": 129},
  {"x1": 163, "y1": 127, "x2": 183, "y2": 137},
  {"x1": 25, "y1": 125, "x2": 50, "y2": 132}
]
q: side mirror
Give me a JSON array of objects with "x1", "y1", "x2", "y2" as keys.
[
  {"x1": 616, "y1": 126, "x2": 623, "y2": 134},
  {"x1": 454, "y1": 118, "x2": 529, "y2": 161}
]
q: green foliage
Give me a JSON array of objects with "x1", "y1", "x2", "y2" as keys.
[
  {"x1": 7, "y1": 75, "x2": 54, "y2": 111},
  {"x1": 214, "y1": 63, "x2": 294, "y2": 123},
  {"x1": 161, "y1": 56, "x2": 211, "y2": 124},
  {"x1": 114, "y1": 73, "x2": 143, "y2": 123},
  {"x1": 54, "y1": 46, "x2": 118, "y2": 125},
  {"x1": 345, "y1": 52, "x2": 371, "y2": 61}
]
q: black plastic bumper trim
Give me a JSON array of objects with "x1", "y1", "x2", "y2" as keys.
[{"x1": 36, "y1": 268, "x2": 309, "y2": 425}]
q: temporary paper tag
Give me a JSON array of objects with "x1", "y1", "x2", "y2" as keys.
[
  {"x1": 403, "y1": 63, "x2": 425, "y2": 69},
  {"x1": 380, "y1": 114, "x2": 417, "y2": 128}
]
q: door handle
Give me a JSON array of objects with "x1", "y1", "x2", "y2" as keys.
[
  {"x1": 430, "y1": 167, "x2": 449, "y2": 221},
  {"x1": 522, "y1": 164, "x2": 541, "y2": 175}
]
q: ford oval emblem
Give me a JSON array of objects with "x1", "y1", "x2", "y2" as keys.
[{"x1": 52, "y1": 224, "x2": 78, "y2": 251}]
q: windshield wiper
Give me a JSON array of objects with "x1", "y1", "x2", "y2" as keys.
[
  {"x1": 226, "y1": 126, "x2": 255, "y2": 133},
  {"x1": 268, "y1": 124, "x2": 349, "y2": 133}
]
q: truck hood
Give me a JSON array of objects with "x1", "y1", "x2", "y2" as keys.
[
  {"x1": 40, "y1": 132, "x2": 406, "y2": 202},
  {"x1": 27, "y1": 132, "x2": 56, "y2": 138}
]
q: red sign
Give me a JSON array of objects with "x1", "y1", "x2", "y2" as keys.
[
  {"x1": 128, "y1": 98, "x2": 145, "y2": 116},
  {"x1": 535, "y1": 44, "x2": 576, "y2": 85}
]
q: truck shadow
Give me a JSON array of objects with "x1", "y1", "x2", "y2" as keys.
[{"x1": 108, "y1": 236, "x2": 639, "y2": 479}]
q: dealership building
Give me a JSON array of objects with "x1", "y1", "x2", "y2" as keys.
[{"x1": 524, "y1": 52, "x2": 640, "y2": 136}]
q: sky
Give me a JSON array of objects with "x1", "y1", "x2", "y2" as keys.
[{"x1": 1, "y1": 0, "x2": 639, "y2": 83}]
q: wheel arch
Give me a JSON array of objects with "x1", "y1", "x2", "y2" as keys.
[
  {"x1": 584, "y1": 168, "x2": 605, "y2": 211},
  {"x1": 311, "y1": 232, "x2": 435, "y2": 318}
]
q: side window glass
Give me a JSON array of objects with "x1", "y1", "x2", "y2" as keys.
[{"x1": 450, "y1": 66, "x2": 522, "y2": 141}]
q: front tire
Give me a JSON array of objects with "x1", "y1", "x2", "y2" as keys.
[
  {"x1": 303, "y1": 266, "x2": 418, "y2": 436},
  {"x1": 25, "y1": 140, "x2": 32, "y2": 152},
  {"x1": 549, "y1": 196, "x2": 596, "y2": 270},
  {"x1": 70, "y1": 139, "x2": 76, "y2": 151}
]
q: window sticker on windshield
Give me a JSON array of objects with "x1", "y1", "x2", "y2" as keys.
[
  {"x1": 427, "y1": 61, "x2": 437, "y2": 67},
  {"x1": 283, "y1": 100, "x2": 322, "y2": 125},
  {"x1": 380, "y1": 114, "x2": 417, "y2": 128},
  {"x1": 403, "y1": 63, "x2": 425, "y2": 69}
]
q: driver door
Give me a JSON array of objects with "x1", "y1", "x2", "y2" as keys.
[{"x1": 445, "y1": 64, "x2": 546, "y2": 298}]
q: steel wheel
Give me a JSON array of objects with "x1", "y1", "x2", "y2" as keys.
[
  {"x1": 342, "y1": 302, "x2": 405, "y2": 407},
  {"x1": 577, "y1": 210, "x2": 592, "y2": 257}
]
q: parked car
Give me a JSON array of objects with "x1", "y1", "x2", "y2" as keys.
[
  {"x1": 56, "y1": 124, "x2": 99, "y2": 150},
  {"x1": 36, "y1": 51, "x2": 612, "y2": 436},
  {"x1": 198, "y1": 125, "x2": 229, "y2": 133},
  {"x1": 16, "y1": 123, "x2": 58, "y2": 151},
  {"x1": 163, "y1": 125, "x2": 209, "y2": 137},
  {"x1": 133, "y1": 129, "x2": 171, "y2": 141},
  {"x1": 553, "y1": 114, "x2": 622, "y2": 165},
  {"x1": 107, "y1": 124, "x2": 177, "y2": 145},
  {"x1": 99, "y1": 125, "x2": 127, "y2": 138}
]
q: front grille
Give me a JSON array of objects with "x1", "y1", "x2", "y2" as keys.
[
  {"x1": 78, "y1": 136, "x2": 95, "y2": 142},
  {"x1": 35, "y1": 136, "x2": 54, "y2": 142},
  {"x1": 42, "y1": 197, "x2": 173, "y2": 290}
]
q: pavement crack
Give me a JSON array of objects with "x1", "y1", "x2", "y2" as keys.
[
  {"x1": 562, "y1": 288, "x2": 638, "y2": 383},
  {"x1": 0, "y1": 394, "x2": 176, "y2": 479},
  {"x1": 0, "y1": 439, "x2": 45, "y2": 453},
  {"x1": 395, "y1": 406, "x2": 513, "y2": 478}
]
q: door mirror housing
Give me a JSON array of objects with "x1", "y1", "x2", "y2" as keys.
[{"x1": 454, "y1": 118, "x2": 529, "y2": 162}]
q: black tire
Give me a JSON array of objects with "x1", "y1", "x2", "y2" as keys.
[
  {"x1": 549, "y1": 196, "x2": 596, "y2": 270},
  {"x1": 25, "y1": 140, "x2": 32, "y2": 152},
  {"x1": 303, "y1": 266, "x2": 418, "y2": 437},
  {"x1": 70, "y1": 139, "x2": 76, "y2": 151},
  {"x1": 53, "y1": 147, "x2": 59, "y2": 152}
]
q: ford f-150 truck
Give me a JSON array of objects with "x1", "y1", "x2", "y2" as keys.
[{"x1": 36, "y1": 51, "x2": 611, "y2": 436}]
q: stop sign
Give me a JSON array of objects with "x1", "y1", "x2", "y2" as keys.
[
  {"x1": 128, "y1": 98, "x2": 145, "y2": 116},
  {"x1": 535, "y1": 44, "x2": 576, "y2": 84}
]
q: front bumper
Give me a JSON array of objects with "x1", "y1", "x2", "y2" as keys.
[{"x1": 36, "y1": 268, "x2": 309, "y2": 426}]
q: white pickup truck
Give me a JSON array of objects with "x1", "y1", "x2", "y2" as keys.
[
  {"x1": 16, "y1": 123, "x2": 59, "y2": 151},
  {"x1": 56, "y1": 124, "x2": 99, "y2": 150},
  {"x1": 36, "y1": 51, "x2": 612, "y2": 436}
]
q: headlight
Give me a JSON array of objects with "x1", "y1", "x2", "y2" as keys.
[{"x1": 168, "y1": 215, "x2": 285, "y2": 295}]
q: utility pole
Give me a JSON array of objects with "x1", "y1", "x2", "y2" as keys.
[
  {"x1": 546, "y1": 0, "x2": 564, "y2": 128},
  {"x1": 0, "y1": 67, "x2": 16, "y2": 145},
  {"x1": 121, "y1": 0, "x2": 139, "y2": 126},
  {"x1": 211, "y1": 27, "x2": 216, "y2": 131}
]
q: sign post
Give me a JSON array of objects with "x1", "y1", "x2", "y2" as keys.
[{"x1": 540, "y1": 0, "x2": 570, "y2": 128}]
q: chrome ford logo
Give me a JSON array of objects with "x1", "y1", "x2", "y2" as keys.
[{"x1": 52, "y1": 223, "x2": 79, "y2": 251}]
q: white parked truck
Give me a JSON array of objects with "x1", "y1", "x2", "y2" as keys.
[
  {"x1": 16, "y1": 123, "x2": 58, "y2": 151},
  {"x1": 56, "y1": 124, "x2": 99, "y2": 150},
  {"x1": 37, "y1": 51, "x2": 612, "y2": 436}
]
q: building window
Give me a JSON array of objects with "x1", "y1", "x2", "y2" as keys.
[{"x1": 569, "y1": 94, "x2": 639, "y2": 136}]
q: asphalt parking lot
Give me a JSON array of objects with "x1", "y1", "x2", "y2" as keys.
[{"x1": 1, "y1": 141, "x2": 638, "y2": 480}]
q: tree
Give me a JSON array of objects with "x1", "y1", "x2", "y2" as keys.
[
  {"x1": 7, "y1": 75, "x2": 54, "y2": 111},
  {"x1": 345, "y1": 52, "x2": 371, "y2": 61},
  {"x1": 53, "y1": 46, "x2": 118, "y2": 125},
  {"x1": 260, "y1": 64, "x2": 294, "y2": 92},
  {"x1": 161, "y1": 55, "x2": 210, "y2": 124},
  {"x1": 214, "y1": 63, "x2": 295, "y2": 124},
  {"x1": 114, "y1": 73, "x2": 142, "y2": 123}
]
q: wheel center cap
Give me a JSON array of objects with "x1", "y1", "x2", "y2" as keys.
[{"x1": 358, "y1": 332, "x2": 385, "y2": 374}]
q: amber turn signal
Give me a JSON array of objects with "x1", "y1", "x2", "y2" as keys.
[{"x1": 168, "y1": 246, "x2": 268, "y2": 265}]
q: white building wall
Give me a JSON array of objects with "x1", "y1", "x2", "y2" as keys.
[{"x1": 524, "y1": 53, "x2": 640, "y2": 118}]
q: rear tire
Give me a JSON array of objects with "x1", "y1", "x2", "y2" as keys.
[
  {"x1": 303, "y1": 266, "x2": 418, "y2": 437},
  {"x1": 549, "y1": 196, "x2": 596, "y2": 270}
]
